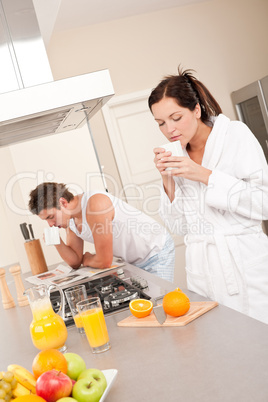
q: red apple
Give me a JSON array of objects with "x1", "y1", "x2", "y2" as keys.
[{"x1": 36, "y1": 369, "x2": 73, "y2": 402}]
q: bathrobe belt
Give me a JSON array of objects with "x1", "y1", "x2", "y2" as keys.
[{"x1": 184, "y1": 226, "x2": 262, "y2": 297}]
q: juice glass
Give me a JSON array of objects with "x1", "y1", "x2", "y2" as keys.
[
  {"x1": 65, "y1": 285, "x2": 87, "y2": 334},
  {"x1": 77, "y1": 297, "x2": 111, "y2": 354}
]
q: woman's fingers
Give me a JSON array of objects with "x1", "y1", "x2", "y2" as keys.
[
  {"x1": 159, "y1": 157, "x2": 190, "y2": 174},
  {"x1": 153, "y1": 149, "x2": 172, "y2": 172},
  {"x1": 153, "y1": 148, "x2": 172, "y2": 158},
  {"x1": 153, "y1": 147, "x2": 166, "y2": 154},
  {"x1": 157, "y1": 156, "x2": 184, "y2": 168}
]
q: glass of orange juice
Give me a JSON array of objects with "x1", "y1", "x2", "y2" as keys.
[
  {"x1": 77, "y1": 297, "x2": 111, "y2": 354},
  {"x1": 65, "y1": 285, "x2": 87, "y2": 334}
]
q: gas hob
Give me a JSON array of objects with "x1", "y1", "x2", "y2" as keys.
[{"x1": 50, "y1": 266, "x2": 165, "y2": 327}]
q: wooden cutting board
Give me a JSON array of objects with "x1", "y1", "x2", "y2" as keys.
[{"x1": 117, "y1": 301, "x2": 218, "y2": 327}]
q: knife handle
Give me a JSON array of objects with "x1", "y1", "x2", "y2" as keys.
[
  {"x1": 28, "y1": 224, "x2": 35, "y2": 239},
  {"x1": 20, "y1": 223, "x2": 30, "y2": 241}
]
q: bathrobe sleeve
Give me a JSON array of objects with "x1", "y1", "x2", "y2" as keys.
[
  {"x1": 159, "y1": 177, "x2": 188, "y2": 235},
  {"x1": 205, "y1": 121, "x2": 268, "y2": 221}
]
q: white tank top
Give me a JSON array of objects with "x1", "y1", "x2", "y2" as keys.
[{"x1": 69, "y1": 191, "x2": 167, "y2": 265}]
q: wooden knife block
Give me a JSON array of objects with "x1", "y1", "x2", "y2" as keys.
[{"x1": 24, "y1": 239, "x2": 48, "y2": 276}]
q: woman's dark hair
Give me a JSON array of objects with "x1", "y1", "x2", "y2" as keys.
[
  {"x1": 148, "y1": 66, "x2": 222, "y2": 123},
  {"x1": 29, "y1": 182, "x2": 74, "y2": 215}
]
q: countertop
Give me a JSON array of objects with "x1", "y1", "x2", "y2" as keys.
[{"x1": 1, "y1": 263, "x2": 268, "y2": 402}]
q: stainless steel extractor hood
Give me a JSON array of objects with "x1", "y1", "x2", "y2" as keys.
[
  {"x1": 0, "y1": 0, "x2": 114, "y2": 147},
  {"x1": 0, "y1": 71, "x2": 114, "y2": 147}
]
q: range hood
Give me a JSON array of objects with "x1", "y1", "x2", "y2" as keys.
[
  {"x1": 0, "y1": 0, "x2": 114, "y2": 147},
  {"x1": 0, "y1": 70, "x2": 114, "y2": 147}
]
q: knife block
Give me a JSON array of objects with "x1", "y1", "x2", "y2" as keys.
[{"x1": 24, "y1": 239, "x2": 48, "y2": 276}]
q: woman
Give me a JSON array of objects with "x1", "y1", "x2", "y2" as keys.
[{"x1": 149, "y1": 66, "x2": 268, "y2": 324}]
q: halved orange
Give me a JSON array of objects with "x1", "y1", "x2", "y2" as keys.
[{"x1": 129, "y1": 299, "x2": 153, "y2": 318}]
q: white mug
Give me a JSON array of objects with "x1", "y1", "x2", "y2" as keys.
[
  {"x1": 44, "y1": 227, "x2": 60, "y2": 246},
  {"x1": 159, "y1": 140, "x2": 183, "y2": 170}
]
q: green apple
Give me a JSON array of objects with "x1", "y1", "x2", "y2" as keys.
[
  {"x1": 57, "y1": 398, "x2": 78, "y2": 402},
  {"x1": 64, "y1": 352, "x2": 87, "y2": 381},
  {"x1": 72, "y1": 378, "x2": 103, "y2": 402},
  {"x1": 77, "y1": 368, "x2": 107, "y2": 393}
]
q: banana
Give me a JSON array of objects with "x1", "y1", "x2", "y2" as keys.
[
  {"x1": 12, "y1": 382, "x2": 31, "y2": 398},
  {"x1": 7, "y1": 364, "x2": 36, "y2": 394}
]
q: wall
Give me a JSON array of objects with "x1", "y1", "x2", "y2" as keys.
[
  {"x1": 48, "y1": 0, "x2": 268, "y2": 109},
  {"x1": 0, "y1": 175, "x2": 17, "y2": 267}
]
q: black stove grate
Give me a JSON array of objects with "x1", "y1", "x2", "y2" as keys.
[{"x1": 50, "y1": 274, "x2": 151, "y2": 327}]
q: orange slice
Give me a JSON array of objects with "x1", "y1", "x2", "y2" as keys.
[{"x1": 129, "y1": 299, "x2": 153, "y2": 318}]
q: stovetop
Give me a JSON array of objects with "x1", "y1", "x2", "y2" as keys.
[{"x1": 50, "y1": 267, "x2": 165, "y2": 327}]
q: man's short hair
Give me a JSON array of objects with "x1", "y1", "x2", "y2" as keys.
[{"x1": 29, "y1": 182, "x2": 74, "y2": 215}]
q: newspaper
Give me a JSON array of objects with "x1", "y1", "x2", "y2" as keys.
[{"x1": 25, "y1": 261, "x2": 125, "y2": 287}]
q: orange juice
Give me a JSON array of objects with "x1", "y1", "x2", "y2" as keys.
[
  {"x1": 30, "y1": 299, "x2": 68, "y2": 350},
  {"x1": 80, "y1": 307, "x2": 109, "y2": 348},
  {"x1": 73, "y1": 313, "x2": 83, "y2": 329}
]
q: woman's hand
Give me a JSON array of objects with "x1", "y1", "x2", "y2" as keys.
[
  {"x1": 153, "y1": 147, "x2": 172, "y2": 173},
  {"x1": 157, "y1": 155, "x2": 212, "y2": 185},
  {"x1": 153, "y1": 147, "x2": 176, "y2": 202}
]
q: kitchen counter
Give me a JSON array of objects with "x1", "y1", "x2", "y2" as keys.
[{"x1": 1, "y1": 263, "x2": 268, "y2": 402}]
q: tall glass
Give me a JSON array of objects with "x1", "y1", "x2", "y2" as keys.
[
  {"x1": 65, "y1": 285, "x2": 87, "y2": 334},
  {"x1": 77, "y1": 297, "x2": 111, "y2": 354}
]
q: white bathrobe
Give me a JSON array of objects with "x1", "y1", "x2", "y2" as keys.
[{"x1": 160, "y1": 114, "x2": 268, "y2": 324}]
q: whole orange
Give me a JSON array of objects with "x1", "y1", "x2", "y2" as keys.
[
  {"x1": 32, "y1": 349, "x2": 68, "y2": 379},
  {"x1": 162, "y1": 289, "x2": 190, "y2": 317},
  {"x1": 13, "y1": 396, "x2": 46, "y2": 402}
]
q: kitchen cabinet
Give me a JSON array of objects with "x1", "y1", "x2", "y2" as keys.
[{"x1": 1, "y1": 263, "x2": 268, "y2": 402}]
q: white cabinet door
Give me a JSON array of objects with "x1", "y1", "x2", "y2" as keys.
[{"x1": 102, "y1": 90, "x2": 186, "y2": 287}]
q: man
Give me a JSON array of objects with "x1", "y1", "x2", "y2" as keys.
[{"x1": 29, "y1": 182, "x2": 175, "y2": 282}]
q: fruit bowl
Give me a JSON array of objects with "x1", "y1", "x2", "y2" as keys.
[{"x1": 100, "y1": 369, "x2": 118, "y2": 402}]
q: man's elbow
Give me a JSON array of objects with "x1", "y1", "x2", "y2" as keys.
[
  {"x1": 70, "y1": 258, "x2": 83, "y2": 270},
  {"x1": 70, "y1": 263, "x2": 81, "y2": 270},
  {"x1": 99, "y1": 256, "x2": 113, "y2": 269}
]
